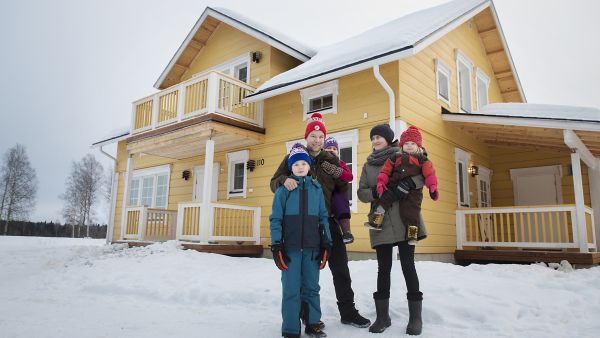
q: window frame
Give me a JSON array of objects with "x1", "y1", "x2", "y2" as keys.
[
  {"x1": 475, "y1": 68, "x2": 490, "y2": 111},
  {"x1": 454, "y1": 148, "x2": 471, "y2": 208},
  {"x1": 191, "y1": 53, "x2": 251, "y2": 83},
  {"x1": 435, "y1": 59, "x2": 452, "y2": 106},
  {"x1": 128, "y1": 164, "x2": 171, "y2": 209},
  {"x1": 299, "y1": 80, "x2": 339, "y2": 119},
  {"x1": 226, "y1": 150, "x2": 249, "y2": 199},
  {"x1": 455, "y1": 49, "x2": 474, "y2": 114},
  {"x1": 285, "y1": 129, "x2": 359, "y2": 213}
]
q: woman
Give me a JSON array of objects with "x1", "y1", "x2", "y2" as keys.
[{"x1": 357, "y1": 124, "x2": 426, "y2": 335}]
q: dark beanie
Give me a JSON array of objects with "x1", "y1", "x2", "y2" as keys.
[{"x1": 370, "y1": 124, "x2": 394, "y2": 145}]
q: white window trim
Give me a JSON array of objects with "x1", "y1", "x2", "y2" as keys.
[
  {"x1": 129, "y1": 164, "x2": 171, "y2": 209},
  {"x1": 454, "y1": 148, "x2": 471, "y2": 208},
  {"x1": 191, "y1": 53, "x2": 251, "y2": 83},
  {"x1": 226, "y1": 150, "x2": 249, "y2": 199},
  {"x1": 285, "y1": 129, "x2": 359, "y2": 213},
  {"x1": 455, "y1": 49, "x2": 474, "y2": 114},
  {"x1": 435, "y1": 59, "x2": 452, "y2": 106},
  {"x1": 509, "y1": 165, "x2": 563, "y2": 205},
  {"x1": 476, "y1": 165, "x2": 492, "y2": 208},
  {"x1": 475, "y1": 68, "x2": 490, "y2": 111},
  {"x1": 299, "y1": 80, "x2": 339, "y2": 119}
]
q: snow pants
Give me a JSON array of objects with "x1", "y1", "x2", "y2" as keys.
[{"x1": 281, "y1": 249, "x2": 321, "y2": 335}]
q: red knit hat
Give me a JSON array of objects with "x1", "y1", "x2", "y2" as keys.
[
  {"x1": 400, "y1": 126, "x2": 423, "y2": 147},
  {"x1": 304, "y1": 113, "x2": 327, "y2": 139}
]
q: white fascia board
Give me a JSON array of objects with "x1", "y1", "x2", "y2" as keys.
[
  {"x1": 564, "y1": 129, "x2": 598, "y2": 170},
  {"x1": 413, "y1": 1, "x2": 491, "y2": 54},
  {"x1": 442, "y1": 113, "x2": 600, "y2": 132},
  {"x1": 154, "y1": 8, "x2": 310, "y2": 89},
  {"x1": 244, "y1": 47, "x2": 415, "y2": 103},
  {"x1": 489, "y1": 1, "x2": 527, "y2": 102}
]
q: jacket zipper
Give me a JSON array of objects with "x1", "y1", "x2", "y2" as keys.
[{"x1": 300, "y1": 176, "x2": 305, "y2": 251}]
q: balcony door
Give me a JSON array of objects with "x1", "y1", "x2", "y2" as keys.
[{"x1": 193, "y1": 163, "x2": 220, "y2": 202}]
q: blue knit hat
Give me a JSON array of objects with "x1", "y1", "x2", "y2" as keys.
[
  {"x1": 288, "y1": 145, "x2": 311, "y2": 170},
  {"x1": 324, "y1": 136, "x2": 338, "y2": 150}
]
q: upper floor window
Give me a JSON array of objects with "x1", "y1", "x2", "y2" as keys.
[
  {"x1": 475, "y1": 68, "x2": 490, "y2": 110},
  {"x1": 300, "y1": 80, "x2": 338, "y2": 119},
  {"x1": 192, "y1": 53, "x2": 250, "y2": 83},
  {"x1": 435, "y1": 59, "x2": 451, "y2": 106},
  {"x1": 456, "y1": 50, "x2": 473, "y2": 113},
  {"x1": 128, "y1": 165, "x2": 170, "y2": 209}
]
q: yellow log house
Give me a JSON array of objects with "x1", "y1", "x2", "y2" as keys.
[{"x1": 93, "y1": 0, "x2": 600, "y2": 264}]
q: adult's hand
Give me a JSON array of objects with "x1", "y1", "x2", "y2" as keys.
[
  {"x1": 283, "y1": 178, "x2": 298, "y2": 191},
  {"x1": 393, "y1": 177, "x2": 417, "y2": 200}
]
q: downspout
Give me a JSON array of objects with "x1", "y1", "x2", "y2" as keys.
[
  {"x1": 373, "y1": 65, "x2": 396, "y2": 135},
  {"x1": 99, "y1": 146, "x2": 118, "y2": 245}
]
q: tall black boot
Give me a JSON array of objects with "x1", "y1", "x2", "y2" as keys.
[
  {"x1": 368, "y1": 294, "x2": 391, "y2": 333},
  {"x1": 406, "y1": 300, "x2": 422, "y2": 335}
]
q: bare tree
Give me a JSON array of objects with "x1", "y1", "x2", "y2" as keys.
[
  {"x1": 0, "y1": 144, "x2": 38, "y2": 235},
  {"x1": 60, "y1": 154, "x2": 104, "y2": 237}
]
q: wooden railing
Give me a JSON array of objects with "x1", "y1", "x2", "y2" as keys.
[
  {"x1": 456, "y1": 205, "x2": 596, "y2": 251},
  {"x1": 131, "y1": 71, "x2": 262, "y2": 134},
  {"x1": 176, "y1": 202, "x2": 261, "y2": 244},
  {"x1": 123, "y1": 207, "x2": 177, "y2": 241}
]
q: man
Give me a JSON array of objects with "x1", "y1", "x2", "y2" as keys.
[{"x1": 270, "y1": 112, "x2": 371, "y2": 329}]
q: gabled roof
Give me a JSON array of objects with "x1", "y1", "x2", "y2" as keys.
[
  {"x1": 246, "y1": 0, "x2": 525, "y2": 103},
  {"x1": 154, "y1": 7, "x2": 317, "y2": 90}
]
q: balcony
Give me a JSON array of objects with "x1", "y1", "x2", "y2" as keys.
[{"x1": 130, "y1": 71, "x2": 263, "y2": 135}]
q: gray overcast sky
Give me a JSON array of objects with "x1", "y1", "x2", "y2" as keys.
[{"x1": 1, "y1": 0, "x2": 599, "y2": 224}]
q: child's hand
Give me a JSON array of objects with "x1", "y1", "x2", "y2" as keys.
[
  {"x1": 270, "y1": 243, "x2": 289, "y2": 271},
  {"x1": 429, "y1": 186, "x2": 439, "y2": 201}
]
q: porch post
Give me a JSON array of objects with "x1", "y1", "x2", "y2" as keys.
[
  {"x1": 200, "y1": 136, "x2": 215, "y2": 244},
  {"x1": 120, "y1": 155, "x2": 134, "y2": 240},
  {"x1": 570, "y1": 151, "x2": 588, "y2": 252},
  {"x1": 589, "y1": 161, "x2": 600, "y2": 251}
]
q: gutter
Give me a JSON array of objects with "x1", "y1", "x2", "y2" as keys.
[{"x1": 372, "y1": 65, "x2": 396, "y2": 134}]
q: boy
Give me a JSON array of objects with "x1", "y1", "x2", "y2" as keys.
[
  {"x1": 365, "y1": 126, "x2": 439, "y2": 245},
  {"x1": 270, "y1": 145, "x2": 332, "y2": 338},
  {"x1": 323, "y1": 136, "x2": 354, "y2": 244}
]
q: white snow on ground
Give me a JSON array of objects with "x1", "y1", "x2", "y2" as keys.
[{"x1": 1, "y1": 236, "x2": 599, "y2": 338}]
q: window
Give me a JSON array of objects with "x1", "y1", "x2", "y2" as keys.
[
  {"x1": 285, "y1": 129, "x2": 359, "y2": 213},
  {"x1": 300, "y1": 80, "x2": 338, "y2": 118},
  {"x1": 456, "y1": 50, "x2": 473, "y2": 113},
  {"x1": 475, "y1": 68, "x2": 490, "y2": 110},
  {"x1": 435, "y1": 59, "x2": 451, "y2": 105},
  {"x1": 234, "y1": 63, "x2": 248, "y2": 83},
  {"x1": 227, "y1": 150, "x2": 249, "y2": 199},
  {"x1": 128, "y1": 165, "x2": 170, "y2": 208},
  {"x1": 455, "y1": 148, "x2": 471, "y2": 207}
]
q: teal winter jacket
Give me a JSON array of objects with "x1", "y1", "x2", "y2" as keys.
[{"x1": 269, "y1": 175, "x2": 332, "y2": 250}]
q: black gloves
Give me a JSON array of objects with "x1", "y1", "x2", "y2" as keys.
[
  {"x1": 271, "y1": 242, "x2": 289, "y2": 271},
  {"x1": 318, "y1": 224, "x2": 332, "y2": 270},
  {"x1": 393, "y1": 177, "x2": 417, "y2": 200}
]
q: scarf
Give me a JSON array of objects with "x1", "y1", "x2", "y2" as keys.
[{"x1": 367, "y1": 145, "x2": 398, "y2": 166}]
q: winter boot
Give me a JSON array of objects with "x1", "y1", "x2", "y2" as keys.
[
  {"x1": 340, "y1": 309, "x2": 371, "y2": 328},
  {"x1": 407, "y1": 225, "x2": 419, "y2": 245},
  {"x1": 364, "y1": 211, "x2": 384, "y2": 230},
  {"x1": 305, "y1": 323, "x2": 327, "y2": 337},
  {"x1": 300, "y1": 301, "x2": 325, "y2": 329},
  {"x1": 342, "y1": 231, "x2": 354, "y2": 244},
  {"x1": 369, "y1": 295, "x2": 391, "y2": 333},
  {"x1": 282, "y1": 333, "x2": 300, "y2": 338},
  {"x1": 406, "y1": 293, "x2": 423, "y2": 335}
]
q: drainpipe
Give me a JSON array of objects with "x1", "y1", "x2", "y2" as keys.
[
  {"x1": 373, "y1": 65, "x2": 396, "y2": 135},
  {"x1": 98, "y1": 146, "x2": 118, "y2": 245}
]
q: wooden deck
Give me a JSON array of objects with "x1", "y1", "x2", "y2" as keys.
[
  {"x1": 455, "y1": 249, "x2": 600, "y2": 265},
  {"x1": 115, "y1": 241, "x2": 264, "y2": 257}
]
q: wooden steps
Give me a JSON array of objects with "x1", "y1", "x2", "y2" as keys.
[{"x1": 455, "y1": 249, "x2": 600, "y2": 265}]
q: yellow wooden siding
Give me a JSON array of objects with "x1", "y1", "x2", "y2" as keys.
[
  {"x1": 490, "y1": 146, "x2": 591, "y2": 207},
  {"x1": 269, "y1": 47, "x2": 302, "y2": 79},
  {"x1": 180, "y1": 23, "x2": 270, "y2": 88}
]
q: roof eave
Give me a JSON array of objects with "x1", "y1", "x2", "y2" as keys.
[
  {"x1": 154, "y1": 7, "x2": 312, "y2": 90},
  {"x1": 91, "y1": 132, "x2": 130, "y2": 148}
]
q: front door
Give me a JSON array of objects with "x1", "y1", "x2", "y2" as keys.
[{"x1": 193, "y1": 163, "x2": 219, "y2": 202}]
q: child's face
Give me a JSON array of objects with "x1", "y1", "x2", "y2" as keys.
[
  {"x1": 324, "y1": 146, "x2": 339, "y2": 157},
  {"x1": 402, "y1": 141, "x2": 418, "y2": 154},
  {"x1": 291, "y1": 160, "x2": 310, "y2": 177}
]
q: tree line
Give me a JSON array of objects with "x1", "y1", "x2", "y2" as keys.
[{"x1": 1, "y1": 144, "x2": 109, "y2": 238}]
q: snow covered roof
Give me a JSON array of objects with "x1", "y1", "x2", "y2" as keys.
[
  {"x1": 246, "y1": 0, "x2": 494, "y2": 101},
  {"x1": 477, "y1": 103, "x2": 600, "y2": 123},
  {"x1": 154, "y1": 7, "x2": 317, "y2": 89},
  {"x1": 91, "y1": 127, "x2": 130, "y2": 148}
]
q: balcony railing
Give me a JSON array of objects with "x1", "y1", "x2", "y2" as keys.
[
  {"x1": 123, "y1": 207, "x2": 177, "y2": 241},
  {"x1": 455, "y1": 205, "x2": 596, "y2": 251},
  {"x1": 131, "y1": 71, "x2": 262, "y2": 134},
  {"x1": 176, "y1": 202, "x2": 261, "y2": 244}
]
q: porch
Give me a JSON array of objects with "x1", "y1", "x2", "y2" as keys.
[
  {"x1": 443, "y1": 103, "x2": 600, "y2": 264},
  {"x1": 121, "y1": 202, "x2": 262, "y2": 256}
]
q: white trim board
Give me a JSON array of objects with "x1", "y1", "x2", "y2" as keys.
[{"x1": 442, "y1": 113, "x2": 600, "y2": 132}]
